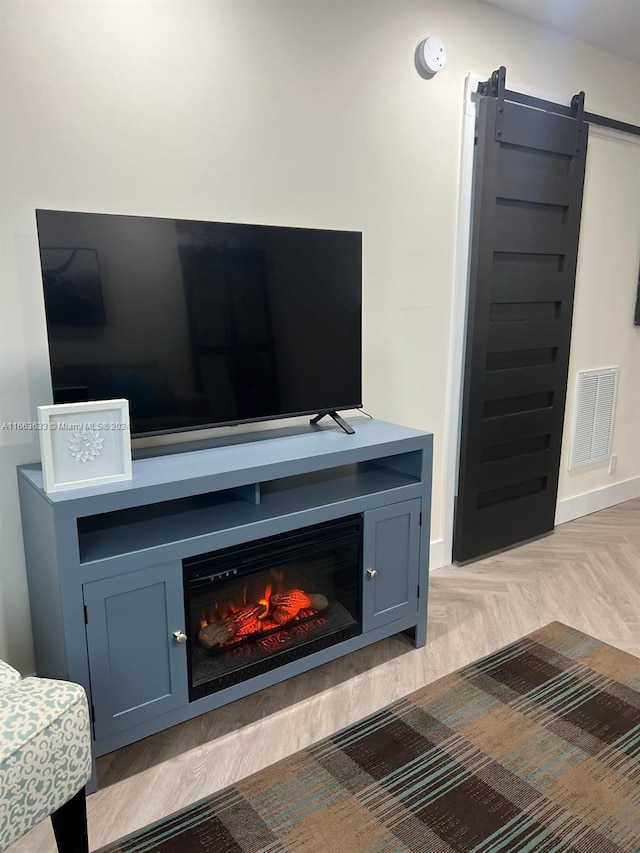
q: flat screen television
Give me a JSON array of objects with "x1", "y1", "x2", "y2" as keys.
[{"x1": 35, "y1": 210, "x2": 362, "y2": 438}]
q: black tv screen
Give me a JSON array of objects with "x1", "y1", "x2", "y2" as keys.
[{"x1": 35, "y1": 210, "x2": 362, "y2": 438}]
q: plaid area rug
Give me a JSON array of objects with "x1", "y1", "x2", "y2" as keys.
[{"x1": 97, "y1": 622, "x2": 640, "y2": 852}]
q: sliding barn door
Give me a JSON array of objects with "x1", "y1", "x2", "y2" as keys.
[{"x1": 454, "y1": 95, "x2": 588, "y2": 563}]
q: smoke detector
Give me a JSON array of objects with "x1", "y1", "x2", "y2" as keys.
[{"x1": 416, "y1": 36, "x2": 447, "y2": 75}]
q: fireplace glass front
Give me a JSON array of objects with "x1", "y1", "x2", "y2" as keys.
[{"x1": 184, "y1": 516, "x2": 362, "y2": 700}]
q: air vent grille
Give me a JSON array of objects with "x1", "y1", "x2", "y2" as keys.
[{"x1": 569, "y1": 368, "x2": 618, "y2": 469}]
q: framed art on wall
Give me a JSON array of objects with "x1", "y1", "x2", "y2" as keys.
[{"x1": 37, "y1": 399, "x2": 132, "y2": 493}]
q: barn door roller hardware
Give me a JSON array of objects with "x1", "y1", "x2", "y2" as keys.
[{"x1": 477, "y1": 65, "x2": 640, "y2": 143}]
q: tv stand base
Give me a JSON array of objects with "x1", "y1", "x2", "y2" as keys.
[
  {"x1": 310, "y1": 411, "x2": 356, "y2": 435},
  {"x1": 17, "y1": 418, "x2": 432, "y2": 793}
]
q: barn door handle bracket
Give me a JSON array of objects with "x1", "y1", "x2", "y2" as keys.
[
  {"x1": 571, "y1": 90, "x2": 586, "y2": 155},
  {"x1": 477, "y1": 66, "x2": 507, "y2": 141},
  {"x1": 478, "y1": 66, "x2": 586, "y2": 154}
]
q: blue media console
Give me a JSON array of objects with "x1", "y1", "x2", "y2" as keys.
[{"x1": 17, "y1": 417, "x2": 432, "y2": 787}]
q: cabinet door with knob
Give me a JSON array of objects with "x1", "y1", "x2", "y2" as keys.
[
  {"x1": 362, "y1": 499, "x2": 422, "y2": 632},
  {"x1": 83, "y1": 562, "x2": 188, "y2": 740}
]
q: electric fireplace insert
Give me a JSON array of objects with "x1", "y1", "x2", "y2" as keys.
[{"x1": 184, "y1": 517, "x2": 362, "y2": 701}]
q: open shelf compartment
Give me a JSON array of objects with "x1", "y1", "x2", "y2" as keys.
[{"x1": 77, "y1": 452, "x2": 422, "y2": 563}]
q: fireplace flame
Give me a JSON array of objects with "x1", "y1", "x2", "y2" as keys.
[{"x1": 257, "y1": 585, "x2": 272, "y2": 619}]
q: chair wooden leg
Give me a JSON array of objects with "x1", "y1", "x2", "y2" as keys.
[{"x1": 50, "y1": 787, "x2": 89, "y2": 853}]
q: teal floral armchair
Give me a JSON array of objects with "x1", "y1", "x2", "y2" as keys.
[{"x1": 0, "y1": 659, "x2": 92, "y2": 852}]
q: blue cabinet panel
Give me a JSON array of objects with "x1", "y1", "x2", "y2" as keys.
[
  {"x1": 362, "y1": 499, "x2": 421, "y2": 631},
  {"x1": 84, "y1": 563, "x2": 188, "y2": 739}
]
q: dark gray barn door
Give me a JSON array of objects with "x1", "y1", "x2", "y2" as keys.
[{"x1": 453, "y1": 93, "x2": 588, "y2": 563}]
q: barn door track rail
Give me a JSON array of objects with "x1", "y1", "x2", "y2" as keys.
[{"x1": 478, "y1": 66, "x2": 640, "y2": 140}]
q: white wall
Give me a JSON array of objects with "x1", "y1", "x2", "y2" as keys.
[
  {"x1": 556, "y1": 130, "x2": 640, "y2": 518},
  {"x1": 1, "y1": 0, "x2": 639, "y2": 671}
]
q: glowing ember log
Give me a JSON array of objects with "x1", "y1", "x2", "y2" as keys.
[
  {"x1": 198, "y1": 603, "x2": 264, "y2": 649},
  {"x1": 234, "y1": 614, "x2": 276, "y2": 638},
  {"x1": 221, "y1": 614, "x2": 330, "y2": 660},
  {"x1": 270, "y1": 590, "x2": 329, "y2": 624}
]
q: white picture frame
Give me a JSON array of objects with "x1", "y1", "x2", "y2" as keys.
[{"x1": 37, "y1": 399, "x2": 132, "y2": 493}]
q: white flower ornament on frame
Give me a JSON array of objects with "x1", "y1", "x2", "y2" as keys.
[
  {"x1": 37, "y1": 399, "x2": 132, "y2": 493},
  {"x1": 67, "y1": 430, "x2": 105, "y2": 463}
]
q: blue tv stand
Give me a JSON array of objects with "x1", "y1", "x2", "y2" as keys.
[{"x1": 17, "y1": 417, "x2": 432, "y2": 787}]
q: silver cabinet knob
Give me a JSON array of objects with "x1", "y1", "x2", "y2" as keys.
[
  {"x1": 367, "y1": 568, "x2": 378, "y2": 579},
  {"x1": 173, "y1": 631, "x2": 187, "y2": 644}
]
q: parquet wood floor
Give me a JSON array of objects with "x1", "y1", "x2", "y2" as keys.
[{"x1": 8, "y1": 497, "x2": 639, "y2": 852}]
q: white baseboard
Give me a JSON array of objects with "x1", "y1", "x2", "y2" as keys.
[
  {"x1": 429, "y1": 539, "x2": 445, "y2": 571},
  {"x1": 555, "y1": 477, "x2": 640, "y2": 526}
]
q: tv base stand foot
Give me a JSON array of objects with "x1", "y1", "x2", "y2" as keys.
[{"x1": 310, "y1": 411, "x2": 356, "y2": 435}]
